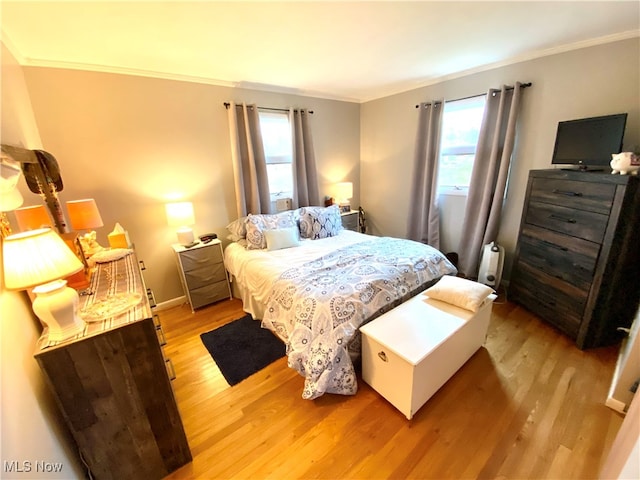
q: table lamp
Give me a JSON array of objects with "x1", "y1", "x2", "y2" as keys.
[
  {"x1": 3, "y1": 227, "x2": 86, "y2": 342},
  {"x1": 335, "y1": 182, "x2": 353, "y2": 213},
  {"x1": 165, "y1": 201, "x2": 195, "y2": 245},
  {"x1": 67, "y1": 198, "x2": 105, "y2": 256},
  {"x1": 14, "y1": 205, "x2": 52, "y2": 231}
]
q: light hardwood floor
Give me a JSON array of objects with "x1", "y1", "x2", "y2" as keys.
[{"x1": 161, "y1": 295, "x2": 624, "y2": 479}]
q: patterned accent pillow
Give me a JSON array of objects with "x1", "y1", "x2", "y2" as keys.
[
  {"x1": 299, "y1": 205, "x2": 343, "y2": 240},
  {"x1": 226, "y1": 216, "x2": 248, "y2": 242},
  {"x1": 245, "y1": 211, "x2": 297, "y2": 250}
]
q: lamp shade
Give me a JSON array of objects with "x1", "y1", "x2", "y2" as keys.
[
  {"x1": 165, "y1": 202, "x2": 195, "y2": 245},
  {"x1": 67, "y1": 199, "x2": 104, "y2": 230},
  {"x1": 14, "y1": 205, "x2": 52, "y2": 231},
  {"x1": 3, "y1": 228, "x2": 84, "y2": 290},
  {"x1": 0, "y1": 157, "x2": 24, "y2": 212},
  {"x1": 0, "y1": 189, "x2": 23, "y2": 212},
  {"x1": 165, "y1": 202, "x2": 195, "y2": 227},
  {"x1": 335, "y1": 182, "x2": 353, "y2": 202}
]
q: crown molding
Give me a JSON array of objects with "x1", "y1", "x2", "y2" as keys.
[
  {"x1": 361, "y1": 29, "x2": 640, "y2": 102},
  {"x1": 5, "y1": 29, "x2": 639, "y2": 104},
  {"x1": 1, "y1": 30, "x2": 25, "y2": 64}
]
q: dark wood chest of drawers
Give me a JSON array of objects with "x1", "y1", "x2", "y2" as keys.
[
  {"x1": 34, "y1": 253, "x2": 191, "y2": 479},
  {"x1": 509, "y1": 169, "x2": 640, "y2": 348}
]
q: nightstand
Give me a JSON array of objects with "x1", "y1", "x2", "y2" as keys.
[
  {"x1": 172, "y1": 239, "x2": 231, "y2": 312},
  {"x1": 341, "y1": 210, "x2": 359, "y2": 232}
]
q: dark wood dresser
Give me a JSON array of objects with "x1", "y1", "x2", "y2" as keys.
[
  {"x1": 509, "y1": 169, "x2": 640, "y2": 349},
  {"x1": 34, "y1": 251, "x2": 191, "y2": 479}
]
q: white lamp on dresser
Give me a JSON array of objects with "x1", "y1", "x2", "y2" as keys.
[{"x1": 2, "y1": 227, "x2": 86, "y2": 342}]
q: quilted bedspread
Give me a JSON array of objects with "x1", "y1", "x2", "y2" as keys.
[{"x1": 261, "y1": 236, "x2": 457, "y2": 399}]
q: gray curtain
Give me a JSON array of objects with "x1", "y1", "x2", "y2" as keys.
[
  {"x1": 458, "y1": 82, "x2": 524, "y2": 277},
  {"x1": 291, "y1": 108, "x2": 320, "y2": 208},
  {"x1": 227, "y1": 102, "x2": 271, "y2": 216},
  {"x1": 407, "y1": 101, "x2": 444, "y2": 249}
]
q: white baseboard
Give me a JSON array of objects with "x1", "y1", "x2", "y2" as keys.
[
  {"x1": 605, "y1": 396, "x2": 627, "y2": 414},
  {"x1": 154, "y1": 296, "x2": 187, "y2": 312}
]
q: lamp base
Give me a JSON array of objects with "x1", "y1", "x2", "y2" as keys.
[
  {"x1": 32, "y1": 279, "x2": 86, "y2": 342},
  {"x1": 176, "y1": 227, "x2": 194, "y2": 245}
]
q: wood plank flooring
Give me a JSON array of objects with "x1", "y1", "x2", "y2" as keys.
[{"x1": 161, "y1": 295, "x2": 624, "y2": 479}]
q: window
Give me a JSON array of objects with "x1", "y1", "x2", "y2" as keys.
[
  {"x1": 258, "y1": 110, "x2": 294, "y2": 201},
  {"x1": 438, "y1": 95, "x2": 486, "y2": 192}
]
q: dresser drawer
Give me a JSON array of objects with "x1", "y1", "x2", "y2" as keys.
[
  {"x1": 184, "y1": 262, "x2": 227, "y2": 290},
  {"x1": 525, "y1": 201, "x2": 609, "y2": 244},
  {"x1": 509, "y1": 263, "x2": 586, "y2": 338},
  {"x1": 189, "y1": 280, "x2": 230, "y2": 309},
  {"x1": 530, "y1": 178, "x2": 616, "y2": 214},
  {"x1": 518, "y1": 225, "x2": 599, "y2": 291},
  {"x1": 179, "y1": 244, "x2": 223, "y2": 271}
]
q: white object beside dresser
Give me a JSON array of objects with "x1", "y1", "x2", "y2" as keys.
[{"x1": 360, "y1": 291, "x2": 496, "y2": 420}]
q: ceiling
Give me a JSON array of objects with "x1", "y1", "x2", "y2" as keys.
[{"x1": 1, "y1": 1, "x2": 639, "y2": 103}]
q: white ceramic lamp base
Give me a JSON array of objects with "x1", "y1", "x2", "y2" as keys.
[
  {"x1": 32, "y1": 279, "x2": 86, "y2": 342},
  {"x1": 176, "y1": 227, "x2": 194, "y2": 245}
]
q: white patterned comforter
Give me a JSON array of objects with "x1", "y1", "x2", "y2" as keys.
[{"x1": 260, "y1": 236, "x2": 457, "y2": 399}]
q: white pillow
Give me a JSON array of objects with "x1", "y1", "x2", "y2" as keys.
[
  {"x1": 425, "y1": 275, "x2": 494, "y2": 312},
  {"x1": 264, "y1": 226, "x2": 301, "y2": 251}
]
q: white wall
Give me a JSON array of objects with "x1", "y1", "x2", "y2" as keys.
[
  {"x1": 1, "y1": 42, "x2": 84, "y2": 479},
  {"x1": 13, "y1": 68, "x2": 361, "y2": 305},
  {"x1": 360, "y1": 37, "x2": 640, "y2": 280}
]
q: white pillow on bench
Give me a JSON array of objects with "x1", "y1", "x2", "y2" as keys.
[{"x1": 425, "y1": 275, "x2": 494, "y2": 312}]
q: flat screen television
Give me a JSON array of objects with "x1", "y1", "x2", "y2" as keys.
[{"x1": 551, "y1": 113, "x2": 627, "y2": 170}]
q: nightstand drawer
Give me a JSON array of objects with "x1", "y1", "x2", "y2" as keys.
[
  {"x1": 530, "y1": 178, "x2": 616, "y2": 214},
  {"x1": 190, "y1": 280, "x2": 230, "y2": 309},
  {"x1": 179, "y1": 244, "x2": 223, "y2": 271},
  {"x1": 525, "y1": 201, "x2": 609, "y2": 244},
  {"x1": 184, "y1": 262, "x2": 226, "y2": 290},
  {"x1": 341, "y1": 211, "x2": 359, "y2": 231}
]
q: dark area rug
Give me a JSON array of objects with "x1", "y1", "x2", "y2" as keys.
[{"x1": 200, "y1": 314, "x2": 286, "y2": 386}]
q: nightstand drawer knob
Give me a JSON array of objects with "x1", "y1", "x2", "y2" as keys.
[{"x1": 378, "y1": 351, "x2": 388, "y2": 362}]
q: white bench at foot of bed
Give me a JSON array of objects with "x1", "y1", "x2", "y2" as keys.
[{"x1": 360, "y1": 290, "x2": 496, "y2": 420}]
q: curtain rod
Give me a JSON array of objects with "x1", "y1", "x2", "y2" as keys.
[
  {"x1": 415, "y1": 82, "x2": 532, "y2": 108},
  {"x1": 223, "y1": 102, "x2": 314, "y2": 114}
]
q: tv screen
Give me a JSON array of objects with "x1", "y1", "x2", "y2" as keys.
[{"x1": 551, "y1": 113, "x2": 627, "y2": 168}]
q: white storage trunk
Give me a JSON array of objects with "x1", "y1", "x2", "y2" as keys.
[{"x1": 360, "y1": 291, "x2": 496, "y2": 420}]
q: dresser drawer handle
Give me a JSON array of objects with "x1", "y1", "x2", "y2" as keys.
[
  {"x1": 165, "y1": 359, "x2": 176, "y2": 381},
  {"x1": 553, "y1": 189, "x2": 583, "y2": 197},
  {"x1": 378, "y1": 351, "x2": 388, "y2": 362},
  {"x1": 542, "y1": 240, "x2": 568, "y2": 252},
  {"x1": 549, "y1": 214, "x2": 576, "y2": 224}
]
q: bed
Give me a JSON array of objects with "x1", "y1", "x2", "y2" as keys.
[{"x1": 223, "y1": 206, "x2": 457, "y2": 399}]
